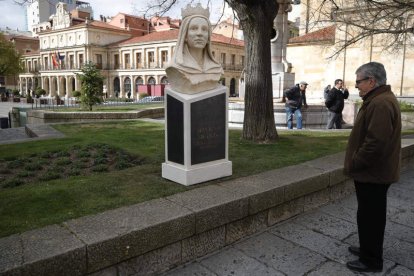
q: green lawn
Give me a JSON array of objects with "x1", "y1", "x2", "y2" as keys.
[{"x1": 0, "y1": 121, "x2": 407, "y2": 238}]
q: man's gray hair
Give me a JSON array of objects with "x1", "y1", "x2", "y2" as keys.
[{"x1": 355, "y1": 62, "x2": 387, "y2": 87}]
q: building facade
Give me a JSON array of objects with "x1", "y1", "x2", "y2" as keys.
[
  {"x1": 19, "y1": 8, "x2": 245, "y2": 99},
  {"x1": 288, "y1": 0, "x2": 414, "y2": 97}
]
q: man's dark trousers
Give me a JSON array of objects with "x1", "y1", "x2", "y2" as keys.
[{"x1": 354, "y1": 181, "x2": 391, "y2": 268}]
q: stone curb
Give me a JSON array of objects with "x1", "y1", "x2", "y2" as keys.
[
  {"x1": 26, "y1": 108, "x2": 164, "y2": 124},
  {"x1": 1, "y1": 139, "x2": 414, "y2": 276}
]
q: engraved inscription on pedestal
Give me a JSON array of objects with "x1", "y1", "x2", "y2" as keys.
[
  {"x1": 167, "y1": 95, "x2": 184, "y2": 164},
  {"x1": 191, "y1": 94, "x2": 226, "y2": 165}
]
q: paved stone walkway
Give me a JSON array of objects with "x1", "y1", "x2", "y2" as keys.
[
  {"x1": 0, "y1": 127, "x2": 28, "y2": 142},
  {"x1": 163, "y1": 170, "x2": 414, "y2": 276}
]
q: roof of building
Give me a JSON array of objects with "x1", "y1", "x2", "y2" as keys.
[
  {"x1": 37, "y1": 19, "x2": 130, "y2": 35},
  {"x1": 289, "y1": 25, "x2": 336, "y2": 44},
  {"x1": 112, "y1": 29, "x2": 245, "y2": 47}
]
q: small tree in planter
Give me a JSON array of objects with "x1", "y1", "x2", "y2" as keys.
[
  {"x1": 35, "y1": 87, "x2": 46, "y2": 98},
  {"x1": 25, "y1": 94, "x2": 34, "y2": 104},
  {"x1": 77, "y1": 62, "x2": 104, "y2": 111},
  {"x1": 72, "y1": 90, "x2": 81, "y2": 104},
  {"x1": 12, "y1": 89, "x2": 20, "y2": 102}
]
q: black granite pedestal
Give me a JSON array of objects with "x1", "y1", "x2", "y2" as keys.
[{"x1": 162, "y1": 86, "x2": 232, "y2": 186}]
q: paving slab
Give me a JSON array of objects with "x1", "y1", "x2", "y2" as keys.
[
  {"x1": 269, "y1": 221, "x2": 354, "y2": 264},
  {"x1": 199, "y1": 247, "x2": 283, "y2": 276},
  {"x1": 234, "y1": 232, "x2": 326, "y2": 275},
  {"x1": 162, "y1": 262, "x2": 217, "y2": 276},
  {"x1": 289, "y1": 210, "x2": 357, "y2": 240}
]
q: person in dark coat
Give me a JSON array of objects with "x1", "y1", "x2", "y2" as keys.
[
  {"x1": 344, "y1": 62, "x2": 401, "y2": 273},
  {"x1": 325, "y1": 79, "x2": 349, "y2": 129},
  {"x1": 284, "y1": 81, "x2": 308, "y2": 129}
]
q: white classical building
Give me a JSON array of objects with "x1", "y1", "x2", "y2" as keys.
[{"x1": 19, "y1": 5, "x2": 245, "y2": 99}]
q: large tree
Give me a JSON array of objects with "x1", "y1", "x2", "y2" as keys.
[{"x1": 0, "y1": 33, "x2": 23, "y2": 77}]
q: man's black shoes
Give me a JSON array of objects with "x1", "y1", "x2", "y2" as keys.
[
  {"x1": 346, "y1": 260, "x2": 383, "y2": 273},
  {"x1": 348, "y1": 246, "x2": 360, "y2": 256}
]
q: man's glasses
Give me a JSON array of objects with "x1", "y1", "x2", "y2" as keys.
[{"x1": 355, "y1": 77, "x2": 370, "y2": 85}]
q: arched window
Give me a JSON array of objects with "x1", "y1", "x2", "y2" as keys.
[
  {"x1": 135, "y1": 77, "x2": 143, "y2": 93},
  {"x1": 148, "y1": 77, "x2": 156, "y2": 85},
  {"x1": 160, "y1": 76, "x2": 168, "y2": 84},
  {"x1": 113, "y1": 77, "x2": 120, "y2": 97},
  {"x1": 124, "y1": 77, "x2": 131, "y2": 97}
]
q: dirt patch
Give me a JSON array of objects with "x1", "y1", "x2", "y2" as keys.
[{"x1": 0, "y1": 143, "x2": 145, "y2": 188}]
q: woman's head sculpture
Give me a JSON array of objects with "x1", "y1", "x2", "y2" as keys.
[{"x1": 166, "y1": 3, "x2": 223, "y2": 94}]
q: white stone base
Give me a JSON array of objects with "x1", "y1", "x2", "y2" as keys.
[{"x1": 162, "y1": 160, "x2": 232, "y2": 186}]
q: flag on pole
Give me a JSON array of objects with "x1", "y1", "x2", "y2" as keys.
[
  {"x1": 58, "y1": 51, "x2": 64, "y2": 61},
  {"x1": 52, "y1": 52, "x2": 59, "y2": 68}
]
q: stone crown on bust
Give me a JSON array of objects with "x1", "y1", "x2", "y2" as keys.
[{"x1": 181, "y1": 3, "x2": 210, "y2": 19}]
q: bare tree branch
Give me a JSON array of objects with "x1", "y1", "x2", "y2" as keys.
[{"x1": 308, "y1": 0, "x2": 414, "y2": 58}]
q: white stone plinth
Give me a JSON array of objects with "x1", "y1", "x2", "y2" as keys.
[{"x1": 162, "y1": 86, "x2": 232, "y2": 186}]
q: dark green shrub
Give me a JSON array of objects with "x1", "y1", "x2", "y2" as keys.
[
  {"x1": 0, "y1": 168, "x2": 12, "y2": 174},
  {"x1": 7, "y1": 160, "x2": 24, "y2": 169},
  {"x1": 92, "y1": 165, "x2": 108, "y2": 172},
  {"x1": 93, "y1": 157, "x2": 108, "y2": 165},
  {"x1": 114, "y1": 160, "x2": 131, "y2": 170},
  {"x1": 72, "y1": 162, "x2": 88, "y2": 169},
  {"x1": 38, "y1": 172, "x2": 60, "y2": 181},
  {"x1": 68, "y1": 169, "x2": 81, "y2": 176},
  {"x1": 55, "y1": 157, "x2": 72, "y2": 166},
  {"x1": 17, "y1": 171, "x2": 35, "y2": 178},
  {"x1": 2, "y1": 178, "x2": 24, "y2": 188},
  {"x1": 55, "y1": 151, "x2": 70, "y2": 157},
  {"x1": 24, "y1": 163, "x2": 43, "y2": 171},
  {"x1": 76, "y1": 151, "x2": 90, "y2": 158}
]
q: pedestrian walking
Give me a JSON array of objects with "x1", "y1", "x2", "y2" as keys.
[
  {"x1": 325, "y1": 79, "x2": 349, "y2": 129},
  {"x1": 344, "y1": 62, "x2": 401, "y2": 273},
  {"x1": 284, "y1": 81, "x2": 308, "y2": 129}
]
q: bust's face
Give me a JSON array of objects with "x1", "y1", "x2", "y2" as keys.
[{"x1": 186, "y1": 17, "x2": 209, "y2": 49}]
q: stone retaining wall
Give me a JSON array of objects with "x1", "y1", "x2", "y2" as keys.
[
  {"x1": 228, "y1": 102, "x2": 357, "y2": 129},
  {"x1": 25, "y1": 108, "x2": 164, "y2": 125},
  {"x1": 1, "y1": 139, "x2": 414, "y2": 276}
]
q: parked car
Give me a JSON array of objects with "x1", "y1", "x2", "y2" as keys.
[{"x1": 138, "y1": 96, "x2": 164, "y2": 103}]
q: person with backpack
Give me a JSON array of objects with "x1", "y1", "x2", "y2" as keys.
[{"x1": 325, "y1": 79, "x2": 349, "y2": 129}]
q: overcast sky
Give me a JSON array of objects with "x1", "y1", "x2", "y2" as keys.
[{"x1": 0, "y1": 0, "x2": 229, "y2": 31}]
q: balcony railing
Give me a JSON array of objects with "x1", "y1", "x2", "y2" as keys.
[{"x1": 221, "y1": 63, "x2": 244, "y2": 71}]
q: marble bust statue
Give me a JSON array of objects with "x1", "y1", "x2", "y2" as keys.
[{"x1": 166, "y1": 4, "x2": 223, "y2": 94}]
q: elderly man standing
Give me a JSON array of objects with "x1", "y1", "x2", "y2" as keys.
[{"x1": 344, "y1": 62, "x2": 401, "y2": 273}]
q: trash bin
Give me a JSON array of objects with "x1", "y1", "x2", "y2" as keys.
[{"x1": 0, "y1": 117, "x2": 9, "y2": 129}]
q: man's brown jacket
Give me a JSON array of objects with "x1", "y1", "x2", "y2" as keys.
[{"x1": 344, "y1": 85, "x2": 401, "y2": 184}]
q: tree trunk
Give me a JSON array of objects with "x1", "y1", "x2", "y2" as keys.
[{"x1": 226, "y1": 0, "x2": 278, "y2": 142}]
